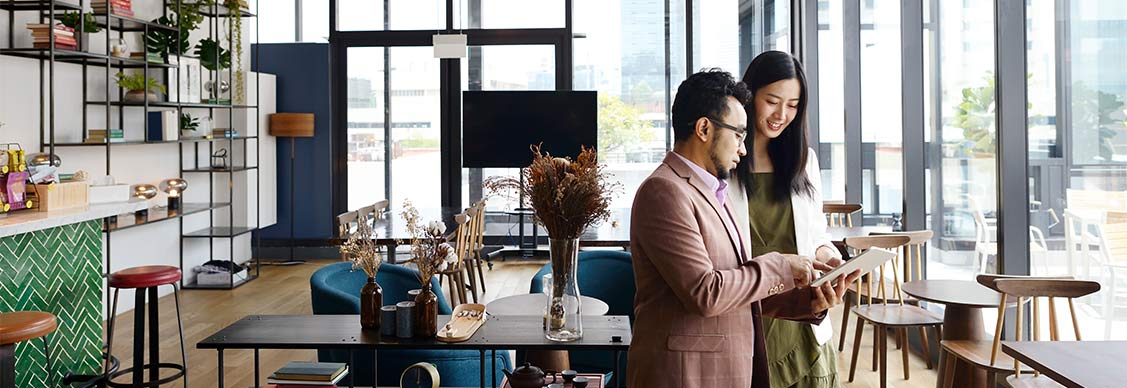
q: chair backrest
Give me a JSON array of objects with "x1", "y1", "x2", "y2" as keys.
[
  {"x1": 844, "y1": 235, "x2": 911, "y2": 305},
  {"x1": 982, "y1": 277, "x2": 1101, "y2": 376},
  {"x1": 1106, "y1": 210, "x2": 1127, "y2": 224},
  {"x1": 1097, "y1": 222, "x2": 1127, "y2": 265},
  {"x1": 447, "y1": 210, "x2": 473, "y2": 271},
  {"x1": 871, "y1": 230, "x2": 934, "y2": 282},
  {"x1": 465, "y1": 200, "x2": 487, "y2": 257},
  {"x1": 1067, "y1": 188, "x2": 1127, "y2": 211},
  {"x1": 824, "y1": 203, "x2": 863, "y2": 227},
  {"x1": 337, "y1": 210, "x2": 359, "y2": 238}
]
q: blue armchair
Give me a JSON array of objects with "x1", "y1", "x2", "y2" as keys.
[
  {"x1": 529, "y1": 250, "x2": 634, "y2": 385},
  {"x1": 311, "y1": 262, "x2": 511, "y2": 387}
]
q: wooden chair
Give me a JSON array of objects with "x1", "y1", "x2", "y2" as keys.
[
  {"x1": 824, "y1": 203, "x2": 863, "y2": 227},
  {"x1": 461, "y1": 200, "x2": 488, "y2": 302},
  {"x1": 336, "y1": 210, "x2": 360, "y2": 261},
  {"x1": 996, "y1": 278, "x2": 1101, "y2": 387},
  {"x1": 437, "y1": 210, "x2": 473, "y2": 305},
  {"x1": 838, "y1": 231, "x2": 930, "y2": 351},
  {"x1": 1094, "y1": 221, "x2": 1127, "y2": 339},
  {"x1": 938, "y1": 276, "x2": 1099, "y2": 388},
  {"x1": 845, "y1": 235, "x2": 943, "y2": 388}
]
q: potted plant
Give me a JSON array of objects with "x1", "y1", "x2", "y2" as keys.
[
  {"x1": 196, "y1": 38, "x2": 231, "y2": 103},
  {"x1": 59, "y1": 11, "x2": 102, "y2": 51},
  {"x1": 115, "y1": 73, "x2": 166, "y2": 103}
]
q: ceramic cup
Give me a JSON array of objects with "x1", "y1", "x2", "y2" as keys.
[
  {"x1": 380, "y1": 305, "x2": 397, "y2": 336},
  {"x1": 572, "y1": 376, "x2": 589, "y2": 388},
  {"x1": 561, "y1": 370, "x2": 578, "y2": 382},
  {"x1": 546, "y1": 384, "x2": 563, "y2": 388}
]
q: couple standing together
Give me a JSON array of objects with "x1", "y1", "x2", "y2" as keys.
[{"x1": 628, "y1": 50, "x2": 863, "y2": 388}]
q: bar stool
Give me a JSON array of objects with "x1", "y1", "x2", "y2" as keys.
[
  {"x1": 105, "y1": 265, "x2": 187, "y2": 387},
  {"x1": 0, "y1": 311, "x2": 57, "y2": 388}
]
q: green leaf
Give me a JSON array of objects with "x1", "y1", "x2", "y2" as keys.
[{"x1": 195, "y1": 38, "x2": 231, "y2": 71}]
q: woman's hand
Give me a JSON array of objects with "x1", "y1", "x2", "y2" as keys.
[{"x1": 815, "y1": 244, "x2": 844, "y2": 267}]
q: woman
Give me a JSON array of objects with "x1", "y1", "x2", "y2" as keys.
[{"x1": 727, "y1": 50, "x2": 844, "y2": 388}]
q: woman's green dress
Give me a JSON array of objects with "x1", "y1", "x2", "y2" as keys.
[{"x1": 747, "y1": 173, "x2": 839, "y2": 388}]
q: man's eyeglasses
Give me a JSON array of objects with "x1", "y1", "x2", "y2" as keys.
[{"x1": 706, "y1": 117, "x2": 747, "y2": 142}]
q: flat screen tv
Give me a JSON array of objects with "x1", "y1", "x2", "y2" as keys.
[{"x1": 462, "y1": 91, "x2": 597, "y2": 168}]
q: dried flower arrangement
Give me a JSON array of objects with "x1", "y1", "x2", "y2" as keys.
[
  {"x1": 483, "y1": 144, "x2": 619, "y2": 239},
  {"x1": 339, "y1": 212, "x2": 383, "y2": 278},
  {"x1": 400, "y1": 199, "x2": 459, "y2": 285}
]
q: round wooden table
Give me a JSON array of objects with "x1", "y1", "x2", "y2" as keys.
[
  {"x1": 901, "y1": 279, "x2": 1005, "y2": 388},
  {"x1": 486, "y1": 293, "x2": 610, "y2": 316}
]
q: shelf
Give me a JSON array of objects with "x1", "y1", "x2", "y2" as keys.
[
  {"x1": 0, "y1": 0, "x2": 80, "y2": 12},
  {"x1": 182, "y1": 166, "x2": 257, "y2": 173},
  {"x1": 0, "y1": 48, "x2": 176, "y2": 68},
  {"x1": 103, "y1": 202, "x2": 229, "y2": 233},
  {"x1": 183, "y1": 226, "x2": 256, "y2": 238},
  {"x1": 85, "y1": 101, "x2": 257, "y2": 109},
  {"x1": 46, "y1": 136, "x2": 258, "y2": 147},
  {"x1": 182, "y1": 272, "x2": 257, "y2": 290},
  {"x1": 93, "y1": 14, "x2": 178, "y2": 33}
]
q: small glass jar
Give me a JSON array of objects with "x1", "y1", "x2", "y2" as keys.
[{"x1": 110, "y1": 38, "x2": 128, "y2": 58}]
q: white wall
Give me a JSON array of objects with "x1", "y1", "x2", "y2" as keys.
[{"x1": 0, "y1": 2, "x2": 275, "y2": 317}]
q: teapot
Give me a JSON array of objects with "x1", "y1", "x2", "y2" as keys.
[{"x1": 501, "y1": 362, "x2": 556, "y2": 388}]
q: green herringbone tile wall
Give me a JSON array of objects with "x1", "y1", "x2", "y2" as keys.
[{"x1": 1, "y1": 220, "x2": 102, "y2": 388}]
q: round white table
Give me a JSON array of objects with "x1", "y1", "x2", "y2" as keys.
[{"x1": 486, "y1": 293, "x2": 610, "y2": 316}]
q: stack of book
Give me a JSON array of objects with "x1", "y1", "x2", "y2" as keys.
[
  {"x1": 129, "y1": 52, "x2": 164, "y2": 63},
  {"x1": 27, "y1": 24, "x2": 76, "y2": 50},
  {"x1": 266, "y1": 361, "x2": 348, "y2": 387},
  {"x1": 92, "y1": 0, "x2": 134, "y2": 17},
  {"x1": 85, "y1": 129, "x2": 124, "y2": 143}
]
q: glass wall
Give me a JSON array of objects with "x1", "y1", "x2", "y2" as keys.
[
  {"x1": 346, "y1": 47, "x2": 388, "y2": 211},
  {"x1": 860, "y1": 0, "x2": 903, "y2": 220},
  {"x1": 924, "y1": 0, "x2": 997, "y2": 280},
  {"x1": 1027, "y1": 0, "x2": 1127, "y2": 340},
  {"x1": 817, "y1": 0, "x2": 845, "y2": 201}
]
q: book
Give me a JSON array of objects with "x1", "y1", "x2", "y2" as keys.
[
  {"x1": 33, "y1": 42, "x2": 77, "y2": 50},
  {"x1": 30, "y1": 29, "x2": 74, "y2": 37},
  {"x1": 273, "y1": 362, "x2": 347, "y2": 381},
  {"x1": 265, "y1": 374, "x2": 346, "y2": 386},
  {"x1": 147, "y1": 111, "x2": 179, "y2": 141},
  {"x1": 26, "y1": 24, "x2": 74, "y2": 33}
]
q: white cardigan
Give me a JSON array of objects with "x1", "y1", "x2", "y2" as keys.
[{"x1": 726, "y1": 148, "x2": 836, "y2": 343}]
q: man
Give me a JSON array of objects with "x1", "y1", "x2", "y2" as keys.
[{"x1": 628, "y1": 69, "x2": 859, "y2": 388}]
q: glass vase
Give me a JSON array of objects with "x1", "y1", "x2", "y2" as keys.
[
  {"x1": 360, "y1": 277, "x2": 382, "y2": 330},
  {"x1": 546, "y1": 238, "x2": 582, "y2": 341},
  {"x1": 414, "y1": 283, "x2": 439, "y2": 338}
]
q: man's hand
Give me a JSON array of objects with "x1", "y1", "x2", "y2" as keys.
[
  {"x1": 810, "y1": 269, "x2": 862, "y2": 313},
  {"x1": 783, "y1": 254, "x2": 834, "y2": 288},
  {"x1": 815, "y1": 245, "x2": 845, "y2": 267}
]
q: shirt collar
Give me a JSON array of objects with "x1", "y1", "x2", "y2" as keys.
[{"x1": 671, "y1": 151, "x2": 727, "y2": 206}]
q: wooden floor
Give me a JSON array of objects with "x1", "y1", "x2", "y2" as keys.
[{"x1": 101, "y1": 258, "x2": 937, "y2": 388}]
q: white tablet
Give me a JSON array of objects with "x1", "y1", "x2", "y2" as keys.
[{"x1": 810, "y1": 247, "x2": 897, "y2": 287}]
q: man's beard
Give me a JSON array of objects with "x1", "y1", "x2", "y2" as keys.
[{"x1": 709, "y1": 144, "x2": 731, "y2": 180}]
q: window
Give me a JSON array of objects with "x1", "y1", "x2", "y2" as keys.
[
  {"x1": 256, "y1": 0, "x2": 295, "y2": 43},
  {"x1": 924, "y1": 0, "x2": 996, "y2": 280},
  {"x1": 1027, "y1": 0, "x2": 1127, "y2": 340},
  {"x1": 818, "y1": 0, "x2": 845, "y2": 201},
  {"x1": 860, "y1": 0, "x2": 902, "y2": 219}
]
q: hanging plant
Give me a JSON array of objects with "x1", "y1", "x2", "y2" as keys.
[{"x1": 222, "y1": 0, "x2": 245, "y2": 104}]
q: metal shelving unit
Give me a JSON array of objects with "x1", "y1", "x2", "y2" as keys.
[{"x1": 1, "y1": 0, "x2": 262, "y2": 290}]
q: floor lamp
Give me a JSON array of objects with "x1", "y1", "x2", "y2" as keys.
[{"x1": 269, "y1": 113, "x2": 315, "y2": 265}]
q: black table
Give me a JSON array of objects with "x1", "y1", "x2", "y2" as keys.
[{"x1": 196, "y1": 314, "x2": 632, "y2": 388}]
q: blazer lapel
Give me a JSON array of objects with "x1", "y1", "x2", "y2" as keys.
[{"x1": 662, "y1": 153, "x2": 745, "y2": 263}]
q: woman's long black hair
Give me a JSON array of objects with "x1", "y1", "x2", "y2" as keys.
[{"x1": 736, "y1": 50, "x2": 814, "y2": 202}]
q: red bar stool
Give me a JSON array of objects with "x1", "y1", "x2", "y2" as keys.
[
  {"x1": 0, "y1": 311, "x2": 57, "y2": 388},
  {"x1": 105, "y1": 265, "x2": 187, "y2": 387}
]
